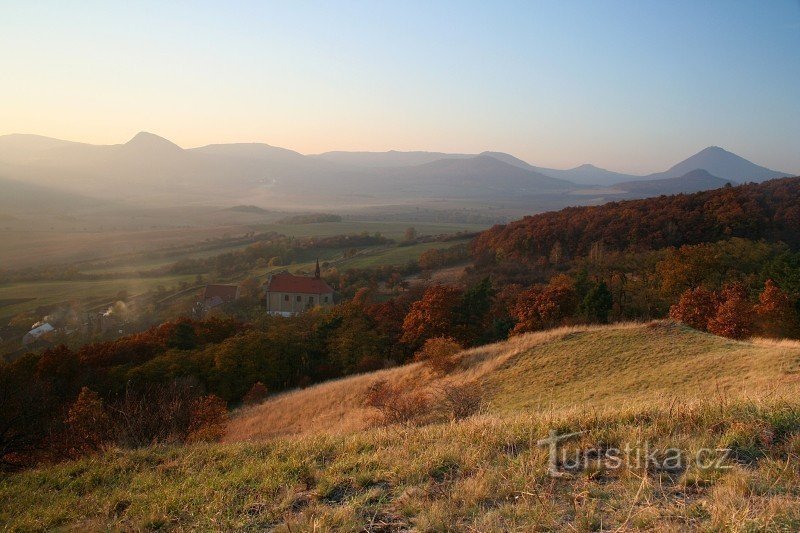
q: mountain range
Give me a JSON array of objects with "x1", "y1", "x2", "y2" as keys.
[{"x1": 0, "y1": 132, "x2": 791, "y2": 211}]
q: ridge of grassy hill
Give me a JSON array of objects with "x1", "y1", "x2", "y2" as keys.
[
  {"x1": 3, "y1": 323, "x2": 800, "y2": 530},
  {"x1": 226, "y1": 321, "x2": 800, "y2": 442}
]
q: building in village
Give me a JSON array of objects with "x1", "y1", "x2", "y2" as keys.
[{"x1": 263, "y1": 260, "x2": 334, "y2": 316}]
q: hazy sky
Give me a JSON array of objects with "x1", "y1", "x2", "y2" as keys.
[{"x1": 2, "y1": 1, "x2": 799, "y2": 174}]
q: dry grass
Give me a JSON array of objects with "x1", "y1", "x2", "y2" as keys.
[
  {"x1": 3, "y1": 399, "x2": 800, "y2": 531},
  {"x1": 4, "y1": 321, "x2": 800, "y2": 531},
  {"x1": 226, "y1": 321, "x2": 800, "y2": 442}
]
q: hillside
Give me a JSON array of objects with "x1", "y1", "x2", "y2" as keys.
[
  {"x1": 614, "y1": 169, "x2": 735, "y2": 196},
  {"x1": 3, "y1": 322, "x2": 800, "y2": 530},
  {"x1": 226, "y1": 322, "x2": 800, "y2": 441},
  {"x1": 473, "y1": 176, "x2": 800, "y2": 262}
]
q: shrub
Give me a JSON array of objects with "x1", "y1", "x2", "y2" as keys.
[
  {"x1": 414, "y1": 337, "x2": 463, "y2": 375},
  {"x1": 435, "y1": 383, "x2": 484, "y2": 420},
  {"x1": 242, "y1": 382, "x2": 269, "y2": 406},
  {"x1": 362, "y1": 380, "x2": 430, "y2": 427},
  {"x1": 187, "y1": 395, "x2": 228, "y2": 443},
  {"x1": 107, "y1": 382, "x2": 197, "y2": 447}
]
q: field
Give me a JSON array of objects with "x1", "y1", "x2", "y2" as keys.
[
  {"x1": 3, "y1": 322, "x2": 800, "y2": 531},
  {"x1": 0, "y1": 216, "x2": 486, "y2": 326}
]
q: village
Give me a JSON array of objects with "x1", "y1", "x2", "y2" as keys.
[{"x1": 3, "y1": 264, "x2": 335, "y2": 361}]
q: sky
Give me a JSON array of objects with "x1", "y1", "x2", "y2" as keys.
[{"x1": 1, "y1": 1, "x2": 799, "y2": 174}]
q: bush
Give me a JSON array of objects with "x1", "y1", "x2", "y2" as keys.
[
  {"x1": 187, "y1": 395, "x2": 228, "y2": 443},
  {"x1": 107, "y1": 382, "x2": 197, "y2": 447},
  {"x1": 435, "y1": 383, "x2": 484, "y2": 420},
  {"x1": 362, "y1": 380, "x2": 430, "y2": 427},
  {"x1": 414, "y1": 337, "x2": 463, "y2": 375}
]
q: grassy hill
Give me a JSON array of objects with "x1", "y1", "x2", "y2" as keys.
[{"x1": 3, "y1": 322, "x2": 800, "y2": 530}]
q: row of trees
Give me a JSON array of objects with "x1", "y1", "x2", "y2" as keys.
[{"x1": 670, "y1": 280, "x2": 799, "y2": 339}]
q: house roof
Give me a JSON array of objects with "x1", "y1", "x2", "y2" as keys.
[
  {"x1": 26, "y1": 323, "x2": 54, "y2": 337},
  {"x1": 265, "y1": 272, "x2": 333, "y2": 294},
  {"x1": 202, "y1": 284, "x2": 239, "y2": 302}
]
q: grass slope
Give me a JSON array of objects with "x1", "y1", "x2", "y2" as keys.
[{"x1": 3, "y1": 322, "x2": 800, "y2": 531}]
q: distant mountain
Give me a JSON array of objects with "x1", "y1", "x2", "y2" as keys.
[
  {"x1": 533, "y1": 163, "x2": 639, "y2": 186},
  {"x1": 381, "y1": 155, "x2": 575, "y2": 196},
  {"x1": 614, "y1": 169, "x2": 735, "y2": 196},
  {"x1": 313, "y1": 150, "x2": 472, "y2": 167},
  {"x1": 0, "y1": 133, "x2": 790, "y2": 209},
  {"x1": 191, "y1": 142, "x2": 304, "y2": 162},
  {"x1": 645, "y1": 146, "x2": 787, "y2": 183}
]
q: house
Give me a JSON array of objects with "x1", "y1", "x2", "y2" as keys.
[
  {"x1": 263, "y1": 261, "x2": 334, "y2": 316},
  {"x1": 23, "y1": 322, "x2": 55, "y2": 345},
  {"x1": 201, "y1": 284, "x2": 240, "y2": 310}
]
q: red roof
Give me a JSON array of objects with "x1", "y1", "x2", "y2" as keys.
[
  {"x1": 265, "y1": 272, "x2": 333, "y2": 294},
  {"x1": 202, "y1": 284, "x2": 239, "y2": 302}
]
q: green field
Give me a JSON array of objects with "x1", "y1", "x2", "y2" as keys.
[
  {"x1": 0, "y1": 219, "x2": 480, "y2": 324},
  {"x1": 336, "y1": 238, "x2": 471, "y2": 270}
]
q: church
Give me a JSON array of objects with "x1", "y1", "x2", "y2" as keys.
[{"x1": 262, "y1": 260, "x2": 334, "y2": 316}]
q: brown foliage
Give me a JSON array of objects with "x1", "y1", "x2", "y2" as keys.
[
  {"x1": 414, "y1": 336, "x2": 463, "y2": 375},
  {"x1": 65, "y1": 387, "x2": 111, "y2": 454},
  {"x1": 187, "y1": 395, "x2": 228, "y2": 443},
  {"x1": 401, "y1": 285, "x2": 463, "y2": 347},
  {"x1": 669, "y1": 286, "x2": 719, "y2": 331},
  {"x1": 435, "y1": 383, "x2": 484, "y2": 420},
  {"x1": 755, "y1": 280, "x2": 798, "y2": 338},
  {"x1": 242, "y1": 382, "x2": 269, "y2": 406},
  {"x1": 707, "y1": 283, "x2": 755, "y2": 339},
  {"x1": 362, "y1": 380, "x2": 431, "y2": 427},
  {"x1": 473, "y1": 177, "x2": 800, "y2": 263},
  {"x1": 510, "y1": 275, "x2": 578, "y2": 335}
]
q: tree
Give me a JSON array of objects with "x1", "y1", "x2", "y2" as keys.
[
  {"x1": 401, "y1": 285, "x2": 462, "y2": 348},
  {"x1": 66, "y1": 387, "x2": 111, "y2": 453},
  {"x1": 403, "y1": 227, "x2": 418, "y2": 242},
  {"x1": 581, "y1": 281, "x2": 613, "y2": 323},
  {"x1": 454, "y1": 277, "x2": 495, "y2": 344},
  {"x1": 755, "y1": 280, "x2": 798, "y2": 338},
  {"x1": 669, "y1": 286, "x2": 718, "y2": 331},
  {"x1": 707, "y1": 283, "x2": 754, "y2": 339}
]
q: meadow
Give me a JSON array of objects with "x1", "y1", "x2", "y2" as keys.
[{"x1": 3, "y1": 322, "x2": 799, "y2": 531}]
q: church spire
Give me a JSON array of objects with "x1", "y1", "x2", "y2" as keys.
[{"x1": 314, "y1": 258, "x2": 321, "y2": 278}]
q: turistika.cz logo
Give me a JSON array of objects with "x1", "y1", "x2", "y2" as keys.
[{"x1": 537, "y1": 430, "x2": 732, "y2": 477}]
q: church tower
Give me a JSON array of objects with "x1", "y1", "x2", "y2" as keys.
[{"x1": 314, "y1": 258, "x2": 321, "y2": 278}]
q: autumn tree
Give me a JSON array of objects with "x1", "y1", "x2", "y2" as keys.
[
  {"x1": 66, "y1": 387, "x2": 111, "y2": 453},
  {"x1": 755, "y1": 279, "x2": 798, "y2": 338},
  {"x1": 401, "y1": 285, "x2": 462, "y2": 348},
  {"x1": 707, "y1": 283, "x2": 755, "y2": 339},
  {"x1": 669, "y1": 286, "x2": 718, "y2": 331},
  {"x1": 510, "y1": 275, "x2": 578, "y2": 335}
]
